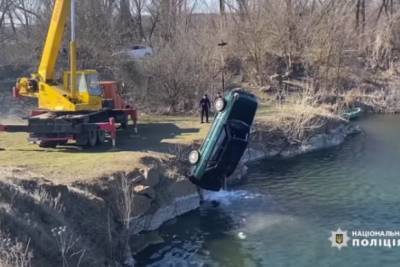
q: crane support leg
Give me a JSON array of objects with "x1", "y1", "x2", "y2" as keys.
[
  {"x1": 0, "y1": 125, "x2": 30, "y2": 133},
  {"x1": 98, "y1": 118, "x2": 117, "y2": 147}
]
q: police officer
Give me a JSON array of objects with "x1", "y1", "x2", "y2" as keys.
[{"x1": 199, "y1": 94, "x2": 211, "y2": 123}]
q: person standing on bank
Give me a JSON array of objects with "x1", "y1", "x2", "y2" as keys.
[{"x1": 200, "y1": 94, "x2": 211, "y2": 123}]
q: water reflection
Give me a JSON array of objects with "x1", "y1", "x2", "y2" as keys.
[{"x1": 138, "y1": 116, "x2": 400, "y2": 267}]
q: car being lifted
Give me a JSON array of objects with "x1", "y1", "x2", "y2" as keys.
[{"x1": 188, "y1": 89, "x2": 258, "y2": 191}]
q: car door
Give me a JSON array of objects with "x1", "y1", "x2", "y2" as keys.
[{"x1": 206, "y1": 125, "x2": 229, "y2": 170}]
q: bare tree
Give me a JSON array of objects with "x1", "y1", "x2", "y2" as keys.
[
  {"x1": 131, "y1": 0, "x2": 146, "y2": 40},
  {"x1": 355, "y1": 0, "x2": 366, "y2": 32}
]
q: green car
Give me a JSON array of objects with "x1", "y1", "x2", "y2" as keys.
[{"x1": 188, "y1": 89, "x2": 258, "y2": 191}]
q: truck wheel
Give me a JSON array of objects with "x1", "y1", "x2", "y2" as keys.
[
  {"x1": 58, "y1": 140, "x2": 68, "y2": 146},
  {"x1": 97, "y1": 130, "x2": 106, "y2": 145},
  {"x1": 39, "y1": 141, "x2": 57, "y2": 148},
  {"x1": 120, "y1": 114, "x2": 129, "y2": 129},
  {"x1": 120, "y1": 122, "x2": 127, "y2": 129},
  {"x1": 76, "y1": 134, "x2": 89, "y2": 146},
  {"x1": 88, "y1": 129, "x2": 98, "y2": 147}
]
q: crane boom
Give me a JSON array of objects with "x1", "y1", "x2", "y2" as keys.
[{"x1": 38, "y1": 0, "x2": 69, "y2": 82}]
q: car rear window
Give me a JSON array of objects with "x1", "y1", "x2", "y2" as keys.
[
  {"x1": 228, "y1": 120, "x2": 249, "y2": 141},
  {"x1": 228, "y1": 97, "x2": 257, "y2": 124}
]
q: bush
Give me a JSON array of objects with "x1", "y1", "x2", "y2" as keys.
[{"x1": 138, "y1": 32, "x2": 220, "y2": 113}]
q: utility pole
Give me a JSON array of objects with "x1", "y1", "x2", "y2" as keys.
[
  {"x1": 220, "y1": 0, "x2": 225, "y2": 16},
  {"x1": 218, "y1": 41, "x2": 228, "y2": 92}
]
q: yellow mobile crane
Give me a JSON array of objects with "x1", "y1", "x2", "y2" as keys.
[
  {"x1": 1, "y1": 0, "x2": 137, "y2": 148},
  {"x1": 17, "y1": 0, "x2": 101, "y2": 111}
]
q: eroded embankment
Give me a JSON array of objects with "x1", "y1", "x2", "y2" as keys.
[
  {"x1": 0, "y1": 112, "x2": 360, "y2": 266},
  {"x1": 0, "y1": 159, "x2": 199, "y2": 267}
]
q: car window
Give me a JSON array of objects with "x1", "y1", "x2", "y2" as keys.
[
  {"x1": 209, "y1": 127, "x2": 228, "y2": 164},
  {"x1": 77, "y1": 74, "x2": 87, "y2": 93},
  {"x1": 228, "y1": 120, "x2": 249, "y2": 141},
  {"x1": 86, "y1": 73, "x2": 102, "y2": 96},
  {"x1": 228, "y1": 96, "x2": 257, "y2": 124}
]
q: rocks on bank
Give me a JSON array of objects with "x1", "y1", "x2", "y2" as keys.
[{"x1": 249, "y1": 117, "x2": 360, "y2": 160}]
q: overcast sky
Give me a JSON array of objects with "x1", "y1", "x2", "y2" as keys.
[{"x1": 189, "y1": 0, "x2": 220, "y2": 13}]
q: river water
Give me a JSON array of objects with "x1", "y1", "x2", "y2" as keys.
[{"x1": 137, "y1": 115, "x2": 400, "y2": 267}]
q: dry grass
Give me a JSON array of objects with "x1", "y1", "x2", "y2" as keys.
[
  {"x1": 0, "y1": 234, "x2": 33, "y2": 267},
  {"x1": 0, "y1": 115, "x2": 210, "y2": 184},
  {"x1": 256, "y1": 101, "x2": 342, "y2": 142}
]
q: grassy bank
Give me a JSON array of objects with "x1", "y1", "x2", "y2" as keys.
[
  {"x1": 0, "y1": 100, "x2": 350, "y2": 185},
  {"x1": 0, "y1": 115, "x2": 210, "y2": 183}
]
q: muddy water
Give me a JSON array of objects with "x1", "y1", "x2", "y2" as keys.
[{"x1": 137, "y1": 115, "x2": 400, "y2": 267}]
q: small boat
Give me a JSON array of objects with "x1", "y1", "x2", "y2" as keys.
[{"x1": 342, "y1": 107, "x2": 362, "y2": 120}]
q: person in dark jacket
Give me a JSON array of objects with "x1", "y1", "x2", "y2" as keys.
[{"x1": 199, "y1": 94, "x2": 211, "y2": 123}]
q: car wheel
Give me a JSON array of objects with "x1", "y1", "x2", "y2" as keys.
[
  {"x1": 215, "y1": 98, "x2": 226, "y2": 112},
  {"x1": 188, "y1": 150, "x2": 200, "y2": 165}
]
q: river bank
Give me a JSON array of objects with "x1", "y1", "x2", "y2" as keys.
[
  {"x1": 228, "y1": 104, "x2": 362, "y2": 185},
  {"x1": 0, "y1": 162, "x2": 199, "y2": 266},
  {"x1": 0, "y1": 114, "x2": 207, "y2": 266},
  {"x1": 0, "y1": 101, "x2": 363, "y2": 266}
]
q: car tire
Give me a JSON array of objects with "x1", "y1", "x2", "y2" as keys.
[{"x1": 188, "y1": 150, "x2": 200, "y2": 165}]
